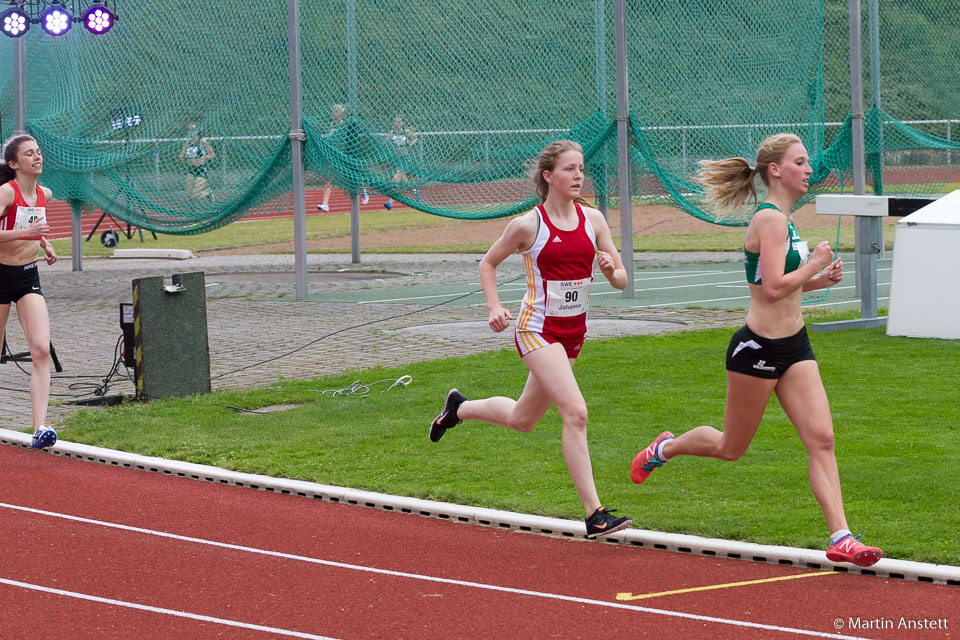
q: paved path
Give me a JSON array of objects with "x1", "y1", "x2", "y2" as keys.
[{"x1": 0, "y1": 252, "x2": 745, "y2": 431}]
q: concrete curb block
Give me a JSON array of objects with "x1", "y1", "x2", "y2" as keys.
[
  {"x1": 112, "y1": 249, "x2": 194, "y2": 260},
  {"x1": 3, "y1": 428, "x2": 957, "y2": 586}
]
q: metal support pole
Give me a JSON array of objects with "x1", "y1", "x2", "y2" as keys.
[
  {"x1": 811, "y1": 4, "x2": 886, "y2": 333},
  {"x1": 849, "y1": 0, "x2": 870, "y2": 304},
  {"x1": 858, "y1": 216, "x2": 881, "y2": 319},
  {"x1": 594, "y1": 0, "x2": 608, "y2": 220},
  {"x1": 287, "y1": 0, "x2": 308, "y2": 300},
  {"x1": 71, "y1": 202, "x2": 82, "y2": 271},
  {"x1": 13, "y1": 38, "x2": 26, "y2": 133},
  {"x1": 347, "y1": 0, "x2": 360, "y2": 264},
  {"x1": 614, "y1": 0, "x2": 633, "y2": 298},
  {"x1": 867, "y1": 0, "x2": 885, "y2": 259}
]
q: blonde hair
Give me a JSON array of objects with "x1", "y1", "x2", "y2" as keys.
[
  {"x1": 697, "y1": 133, "x2": 803, "y2": 210},
  {"x1": 532, "y1": 139, "x2": 589, "y2": 206}
]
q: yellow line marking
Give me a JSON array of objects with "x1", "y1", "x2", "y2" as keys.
[{"x1": 615, "y1": 571, "x2": 837, "y2": 601}]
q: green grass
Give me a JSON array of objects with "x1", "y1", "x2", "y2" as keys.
[{"x1": 58, "y1": 316, "x2": 960, "y2": 565}]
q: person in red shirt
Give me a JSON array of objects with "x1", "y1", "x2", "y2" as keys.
[
  {"x1": 429, "y1": 140, "x2": 631, "y2": 539},
  {"x1": 0, "y1": 134, "x2": 59, "y2": 449}
]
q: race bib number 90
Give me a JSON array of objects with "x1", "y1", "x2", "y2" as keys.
[
  {"x1": 14, "y1": 206, "x2": 46, "y2": 232},
  {"x1": 545, "y1": 278, "x2": 591, "y2": 317}
]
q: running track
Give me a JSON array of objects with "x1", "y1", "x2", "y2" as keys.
[
  {"x1": 42, "y1": 189, "x2": 390, "y2": 241},
  {"x1": 0, "y1": 444, "x2": 955, "y2": 639}
]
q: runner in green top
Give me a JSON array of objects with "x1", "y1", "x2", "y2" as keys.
[
  {"x1": 629, "y1": 133, "x2": 883, "y2": 568},
  {"x1": 743, "y1": 202, "x2": 809, "y2": 284}
]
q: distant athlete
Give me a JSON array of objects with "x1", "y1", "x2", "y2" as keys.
[
  {"x1": 429, "y1": 140, "x2": 631, "y2": 539},
  {"x1": 317, "y1": 104, "x2": 369, "y2": 212},
  {"x1": 0, "y1": 134, "x2": 59, "y2": 450},
  {"x1": 382, "y1": 114, "x2": 417, "y2": 211},
  {"x1": 630, "y1": 133, "x2": 882, "y2": 567},
  {"x1": 180, "y1": 122, "x2": 215, "y2": 199}
]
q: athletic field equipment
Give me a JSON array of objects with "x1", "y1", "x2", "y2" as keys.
[
  {"x1": 29, "y1": 427, "x2": 57, "y2": 449},
  {"x1": 1, "y1": 337, "x2": 63, "y2": 373},
  {"x1": 131, "y1": 271, "x2": 211, "y2": 400},
  {"x1": 826, "y1": 534, "x2": 883, "y2": 567},
  {"x1": 429, "y1": 388, "x2": 466, "y2": 443},
  {"x1": 812, "y1": 193, "x2": 936, "y2": 332},
  {"x1": 584, "y1": 506, "x2": 631, "y2": 539},
  {"x1": 630, "y1": 430, "x2": 674, "y2": 484},
  {"x1": 887, "y1": 190, "x2": 960, "y2": 339}
]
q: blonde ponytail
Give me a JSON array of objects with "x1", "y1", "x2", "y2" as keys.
[
  {"x1": 697, "y1": 157, "x2": 757, "y2": 210},
  {"x1": 697, "y1": 132, "x2": 804, "y2": 212}
]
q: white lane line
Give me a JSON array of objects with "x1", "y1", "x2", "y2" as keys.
[
  {"x1": 464, "y1": 270, "x2": 733, "y2": 287},
  {"x1": 803, "y1": 296, "x2": 890, "y2": 309},
  {"x1": 0, "y1": 577, "x2": 338, "y2": 640},
  {"x1": 642, "y1": 294, "x2": 753, "y2": 307},
  {"x1": 1, "y1": 502, "x2": 869, "y2": 639}
]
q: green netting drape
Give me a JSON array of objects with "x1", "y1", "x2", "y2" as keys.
[{"x1": 0, "y1": 0, "x2": 956, "y2": 234}]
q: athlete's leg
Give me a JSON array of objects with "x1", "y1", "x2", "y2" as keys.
[
  {"x1": 524, "y1": 344, "x2": 599, "y2": 515},
  {"x1": 321, "y1": 179, "x2": 332, "y2": 206},
  {"x1": 455, "y1": 369, "x2": 554, "y2": 433},
  {"x1": 774, "y1": 360, "x2": 847, "y2": 533},
  {"x1": 16, "y1": 294, "x2": 51, "y2": 430},
  {"x1": 196, "y1": 175, "x2": 210, "y2": 199},
  {"x1": 0, "y1": 302, "x2": 10, "y2": 356},
  {"x1": 661, "y1": 371, "x2": 776, "y2": 461}
]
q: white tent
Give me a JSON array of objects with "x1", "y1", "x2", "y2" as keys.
[{"x1": 887, "y1": 190, "x2": 960, "y2": 339}]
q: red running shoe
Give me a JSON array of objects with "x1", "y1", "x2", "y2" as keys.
[
  {"x1": 826, "y1": 534, "x2": 883, "y2": 567},
  {"x1": 630, "y1": 431, "x2": 674, "y2": 484}
]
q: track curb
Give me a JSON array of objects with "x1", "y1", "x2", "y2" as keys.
[{"x1": 3, "y1": 428, "x2": 957, "y2": 586}]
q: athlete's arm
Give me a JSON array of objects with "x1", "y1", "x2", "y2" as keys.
[
  {"x1": 753, "y1": 211, "x2": 832, "y2": 302},
  {"x1": 478, "y1": 212, "x2": 536, "y2": 332},
  {"x1": 201, "y1": 139, "x2": 215, "y2": 161},
  {"x1": 803, "y1": 257, "x2": 843, "y2": 291},
  {"x1": 40, "y1": 236, "x2": 58, "y2": 265},
  {"x1": 584, "y1": 207, "x2": 627, "y2": 290}
]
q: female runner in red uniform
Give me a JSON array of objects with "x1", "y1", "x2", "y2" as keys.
[
  {"x1": 429, "y1": 140, "x2": 631, "y2": 538},
  {"x1": 0, "y1": 134, "x2": 59, "y2": 449}
]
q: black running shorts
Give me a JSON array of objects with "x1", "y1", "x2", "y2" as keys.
[
  {"x1": 0, "y1": 261, "x2": 43, "y2": 305},
  {"x1": 725, "y1": 324, "x2": 816, "y2": 379}
]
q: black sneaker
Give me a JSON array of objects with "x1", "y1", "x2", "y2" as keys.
[
  {"x1": 585, "y1": 507, "x2": 631, "y2": 539},
  {"x1": 429, "y1": 389, "x2": 466, "y2": 443}
]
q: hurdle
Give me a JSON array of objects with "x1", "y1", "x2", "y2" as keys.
[{"x1": 812, "y1": 194, "x2": 936, "y2": 332}]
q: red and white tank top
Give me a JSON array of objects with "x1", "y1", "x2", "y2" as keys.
[
  {"x1": 0, "y1": 180, "x2": 46, "y2": 241},
  {"x1": 515, "y1": 202, "x2": 597, "y2": 339}
]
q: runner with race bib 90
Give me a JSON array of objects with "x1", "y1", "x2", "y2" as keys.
[{"x1": 428, "y1": 139, "x2": 632, "y2": 539}]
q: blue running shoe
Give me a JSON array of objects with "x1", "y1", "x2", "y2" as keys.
[{"x1": 30, "y1": 427, "x2": 57, "y2": 450}]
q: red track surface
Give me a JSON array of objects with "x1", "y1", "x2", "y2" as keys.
[
  {"x1": 42, "y1": 189, "x2": 396, "y2": 241},
  {"x1": 0, "y1": 444, "x2": 955, "y2": 639}
]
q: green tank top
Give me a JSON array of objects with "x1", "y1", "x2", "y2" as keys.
[{"x1": 744, "y1": 203, "x2": 809, "y2": 284}]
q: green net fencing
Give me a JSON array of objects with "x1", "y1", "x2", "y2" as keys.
[
  {"x1": 819, "y1": 0, "x2": 960, "y2": 200},
  {"x1": 0, "y1": 0, "x2": 956, "y2": 234}
]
